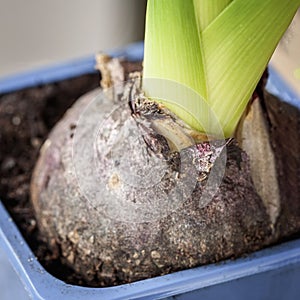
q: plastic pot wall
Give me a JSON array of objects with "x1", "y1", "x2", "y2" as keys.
[{"x1": 0, "y1": 42, "x2": 300, "y2": 300}]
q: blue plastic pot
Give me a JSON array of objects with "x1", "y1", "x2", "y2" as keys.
[{"x1": 0, "y1": 42, "x2": 300, "y2": 300}]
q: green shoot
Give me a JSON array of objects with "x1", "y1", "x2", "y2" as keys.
[{"x1": 143, "y1": 0, "x2": 300, "y2": 138}]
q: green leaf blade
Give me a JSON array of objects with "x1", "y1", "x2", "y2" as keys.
[
  {"x1": 143, "y1": 0, "x2": 207, "y2": 99},
  {"x1": 203, "y1": 0, "x2": 300, "y2": 136}
]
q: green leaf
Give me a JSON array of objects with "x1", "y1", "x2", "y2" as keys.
[
  {"x1": 143, "y1": 0, "x2": 207, "y2": 99},
  {"x1": 143, "y1": 0, "x2": 211, "y2": 133},
  {"x1": 203, "y1": 0, "x2": 300, "y2": 136}
]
